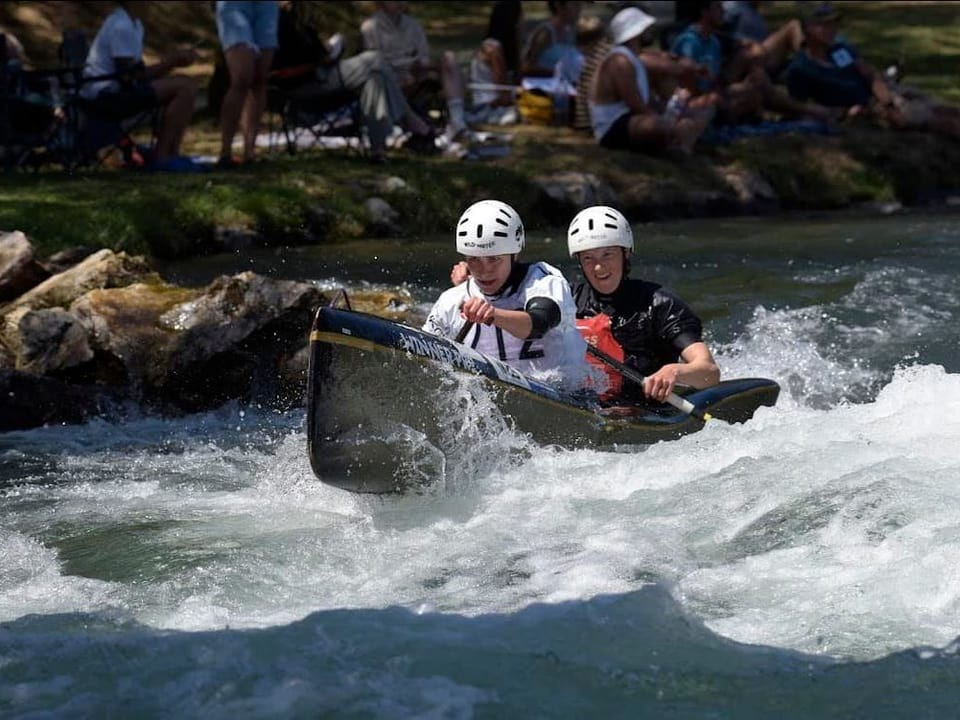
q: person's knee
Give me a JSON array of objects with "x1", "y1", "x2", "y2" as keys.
[{"x1": 227, "y1": 68, "x2": 255, "y2": 93}]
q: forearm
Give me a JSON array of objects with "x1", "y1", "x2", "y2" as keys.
[
  {"x1": 673, "y1": 358, "x2": 720, "y2": 389},
  {"x1": 488, "y1": 307, "x2": 534, "y2": 340}
]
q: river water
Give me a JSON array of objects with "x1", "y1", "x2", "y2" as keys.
[{"x1": 3, "y1": 211, "x2": 960, "y2": 718}]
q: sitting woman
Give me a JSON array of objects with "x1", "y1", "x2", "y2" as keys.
[
  {"x1": 274, "y1": 0, "x2": 437, "y2": 161},
  {"x1": 520, "y1": 0, "x2": 584, "y2": 84}
]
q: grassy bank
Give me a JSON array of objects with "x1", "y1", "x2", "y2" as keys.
[{"x1": 2, "y1": 2, "x2": 960, "y2": 260}]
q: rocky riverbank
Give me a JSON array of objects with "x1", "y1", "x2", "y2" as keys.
[{"x1": 0, "y1": 230, "x2": 413, "y2": 431}]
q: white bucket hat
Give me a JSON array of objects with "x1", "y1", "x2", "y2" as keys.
[{"x1": 609, "y1": 7, "x2": 657, "y2": 45}]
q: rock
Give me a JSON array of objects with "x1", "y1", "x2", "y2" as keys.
[
  {"x1": 0, "y1": 231, "x2": 50, "y2": 302},
  {"x1": 2, "y1": 306, "x2": 93, "y2": 376},
  {"x1": 304, "y1": 204, "x2": 331, "y2": 240},
  {"x1": 533, "y1": 171, "x2": 620, "y2": 217},
  {"x1": 69, "y1": 281, "x2": 199, "y2": 391},
  {"x1": 719, "y1": 165, "x2": 779, "y2": 210},
  {"x1": 0, "y1": 249, "x2": 153, "y2": 316},
  {"x1": 363, "y1": 197, "x2": 401, "y2": 237},
  {"x1": 41, "y1": 246, "x2": 98, "y2": 275},
  {"x1": 154, "y1": 272, "x2": 325, "y2": 412},
  {"x1": 0, "y1": 369, "x2": 118, "y2": 432},
  {"x1": 377, "y1": 176, "x2": 410, "y2": 194}
]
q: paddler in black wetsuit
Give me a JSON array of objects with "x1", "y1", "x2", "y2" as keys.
[{"x1": 566, "y1": 205, "x2": 720, "y2": 404}]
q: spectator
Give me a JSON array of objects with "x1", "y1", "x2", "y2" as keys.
[
  {"x1": 81, "y1": 1, "x2": 199, "y2": 170},
  {"x1": 720, "y1": 1, "x2": 832, "y2": 120},
  {"x1": 215, "y1": 1, "x2": 279, "y2": 167},
  {"x1": 784, "y1": 2, "x2": 960, "y2": 137},
  {"x1": 521, "y1": 0, "x2": 584, "y2": 83},
  {"x1": 669, "y1": 0, "x2": 764, "y2": 123},
  {"x1": 360, "y1": 1, "x2": 468, "y2": 141},
  {"x1": 272, "y1": 0, "x2": 437, "y2": 161},
  {"x1": 588, "y1": 7, "x2": 712, "y2": 154},
  {"x1": 671, "y1": 0, "x2": 830, "y2": 124},
  {"x1": 468, "y1": 0, "x2": 523, "y2": 125}
]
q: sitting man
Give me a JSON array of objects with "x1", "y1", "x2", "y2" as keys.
[
  {"x1": 81, "y1": 1, "x2": 199, "y2": 170},
  {"x1": 588, "y1": 7, "x2": 713, "y2": 155},
  {"x1": 784, "y1": 2, "x2": 960, "y2": 138},
  {"x1": 273, "y1": 0, "x2": 437, "y2": 161},
  {"x1": 360, "y1": 1, "x2": 468, "y2": 141}
]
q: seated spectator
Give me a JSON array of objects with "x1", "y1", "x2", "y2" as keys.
[
  {"x1": 720, "y1": 0, "x2": 833, "y2": 121},
  {"x1": 468, "y1": 0, "x2": 523, "y2": 126},
  {"x1": 669, "y1": 0, "x2": 764, "y2": 124},
  {"x1": 273, "y1": 0, "x2": 437, "y2": 161},
  {"x1": 360, "y1": 1, "x2": 468, "y2": 141},
  {"x1": 215, "y1": 1, "x2": 278, "y2": 167},
  {"x1": 589, "y1": 7, "x2": 712, "y2": 154},
  {"x1": 82, "y1": 1, "x2": 199, "y2": 170},
  {"x1": 671, "y1": 0, "x2": 829, "y2": 124},
  {"x1": 784, "y1": 2, "x2": 960, "y2": 138},
  {"x1": 521, "y1": 0, "x2": 584, "y2": 84}
]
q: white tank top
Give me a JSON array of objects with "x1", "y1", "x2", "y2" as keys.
[{"x1": 588, "y1": 45, "x2": 651, "y2": 141}]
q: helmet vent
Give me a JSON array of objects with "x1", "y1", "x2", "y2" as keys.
[
  {"x1": 603, "y1": 222, "x2": 618, "y2": 229},
  {"x1": 588, "y1": 219, "x2": 594, "y2": 231},
  {"x1": 476, "y1": 224, "x2": 483, "y2": 238}
]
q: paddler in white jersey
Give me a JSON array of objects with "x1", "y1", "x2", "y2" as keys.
[{"x1": 422, "y1": 199, "x2": 589, "y2": 388}]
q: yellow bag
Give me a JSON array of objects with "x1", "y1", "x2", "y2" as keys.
[{"x1": 517, "y1": 89, "x2": 553, "y2": 126}]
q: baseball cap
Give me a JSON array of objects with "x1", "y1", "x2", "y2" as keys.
[
  {"x1": 800, "y1": 2, "x2": 842, "y2": 24},
  {"x1": 609, "y1": 7, "x2": 657, "y2": 45}
]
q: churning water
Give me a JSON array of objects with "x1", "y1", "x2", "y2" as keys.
[{"x1": 3, "y1": 212, "x2": 960, "y2": 718}]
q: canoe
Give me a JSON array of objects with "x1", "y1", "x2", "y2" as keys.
[{"x1": 307, "y1": 306, "x2": 780, "y2": 494}]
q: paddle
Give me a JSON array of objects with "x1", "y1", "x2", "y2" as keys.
[
  {"x1": 585, "y1": 344, "x2": 714, "y2": 423},
  {"x1": 455, "y1": 321, "x2": 474, "y2": 344}
]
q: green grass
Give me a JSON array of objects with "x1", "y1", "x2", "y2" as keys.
[{"x1": 0, "y1": 149, "x2": 537, "y2": 258}]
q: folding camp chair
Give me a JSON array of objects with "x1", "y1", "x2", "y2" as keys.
[
  {"x1": 0, "y1": 57, "x2": 74, "y2": 171},
  {"x1": 265, "y1": 64, "x2": 366, "y2": 156},
  {"x1": 58, "y1": 29, "x2": 161, "y2": 170}
]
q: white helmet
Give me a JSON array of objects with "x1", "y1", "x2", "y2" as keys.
[
  {"x1": 567, "y1": 205, "x2": 634, "y2": 257},
  {"x1": 456, "y1": 200, "x2": 525, "y2": 256}
]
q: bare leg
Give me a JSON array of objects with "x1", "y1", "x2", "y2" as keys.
[
  {"x1": 152, "y1": 76, "x2": 197, "y2": 161},
  {"x1": 219, "y1": 45, "x2": 255, "y2": 161},
  {"x1": 240, "y1": 48, "x2": 273, "y2": 162},
  {"x1": 760, "y1": 19, "x2": 804, "y2": 74}
]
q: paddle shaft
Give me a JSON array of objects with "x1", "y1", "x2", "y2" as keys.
[
  {"x1": 455, "y1": 321, "x2": 474, "y2": 344},
  {"x1": 586, "y1": 345, "x2": 713, "y2": 422}
]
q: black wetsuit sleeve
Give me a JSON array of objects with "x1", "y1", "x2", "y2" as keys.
[
  {"x1": 524, "y1": 296, "x2": 561, "y2": 339},
  {"x1": 653, "y1": 288, "x2": 703, "y2": 352}
]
